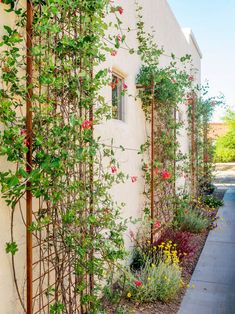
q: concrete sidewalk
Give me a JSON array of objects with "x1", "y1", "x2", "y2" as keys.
[{"x1": 178, "y1": 188, "x2": 235, "y2": 314}]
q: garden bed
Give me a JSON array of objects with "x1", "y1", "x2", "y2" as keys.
[
  {"x1": 132, "y1": 231, "x2": 208, "y2": 314},
  {"x1": 105, "y1": 191, "x2": 223, "y2": 314}
]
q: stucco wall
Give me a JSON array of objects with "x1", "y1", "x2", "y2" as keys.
[{"x1": 0, "y1": 0, "x2": 201, "y2": 312}]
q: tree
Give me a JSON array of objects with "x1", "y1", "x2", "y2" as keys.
[{"x1": 214, "y1": 109, "x2": 235, "y2": 162}]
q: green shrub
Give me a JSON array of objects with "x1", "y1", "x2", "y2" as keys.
[
  {"x1": 174, "y1": 208, "x2": 210, "y2": 233},
  {"x1": 214, "y1": 129, "x2": 235, "y2": 162},
  {"x1": 202, "y1": 195, "x2": 224, "y2": 208},
  {"x1": 124, "y1": 259, "x2": 182, "y2": 303}
]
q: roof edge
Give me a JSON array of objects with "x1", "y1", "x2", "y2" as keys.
[{"x1": 183, "y1": 28, "x2": 203, "y2": 59}]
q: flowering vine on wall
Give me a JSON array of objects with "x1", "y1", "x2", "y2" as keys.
[{"x1": 0, "y1": 1, "x2": 129, "y2": 313}]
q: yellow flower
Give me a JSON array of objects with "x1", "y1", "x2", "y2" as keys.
[
  {"x1": 153, "y1": 246, "x2": 157, "y2": 250},
  {"x1": 127, "y1": 292, "x2": 132, "y2": 298},
  {"x1": 148, "y1": 277, "x2": 151, "y2": 281},
  {"x1": 151, "y1": 263, "x2": 156, "y2": 268},
  {"x1": 186, "y1": 284, "x2": 190, "y2": 288}
]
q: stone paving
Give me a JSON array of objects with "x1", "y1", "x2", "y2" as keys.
[{"x1": 178, "y1": 166, "x2": 235, "y2": 314}]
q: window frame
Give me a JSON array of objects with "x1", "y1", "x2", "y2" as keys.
[{"x1": 111, "y1": 72, "x2": 125, "y2": 121}]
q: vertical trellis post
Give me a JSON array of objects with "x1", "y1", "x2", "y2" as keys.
[
  {"x1": 191, "y1": 93, "x2": 197, "y2": 198},
  {"x1": 150, "y1": 78, "x2": 155, "y2": 244},
  {"x1": 26, "y1": 1, "x2": 33, "y2": 313},
  {"x1": 173, "y1": 107, "x2": 177, "y2": 196},
  {"x1": 203, "y1": 114, "x2": 208, "y2": 179}
]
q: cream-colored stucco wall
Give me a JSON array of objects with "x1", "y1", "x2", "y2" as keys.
[{"x1": 0, "y1": 1, "x2": 201, "y2": 312}]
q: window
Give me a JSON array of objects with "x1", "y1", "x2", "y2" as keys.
[{"x1": 111, "y1": 74, "x2": 125, "y2": 120}]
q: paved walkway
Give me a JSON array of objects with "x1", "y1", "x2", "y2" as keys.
[{"x1": 178, "y1": 188, "x2": 235, "y2": 314}]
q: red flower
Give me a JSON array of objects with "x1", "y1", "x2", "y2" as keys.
[
  {"x1": 154, "y1": 220, "x2": 161, "y2": 229},
  {"x1": 135, "y1": 280, "x2": 142, "y2": 287},
  {"x1": 111, "y1": 50, "x2": 117, "y2": 56},
  {"x1": 118, "y1": 6, "x2": 124, "y2": 14},
  {"x1": 161, "y1": 170, "x2": 171, "y2": 180},
  {"x1": 123, "y1": 83, "x2": 128, "y2": 89},
  {"x1": 81, "y1": 120, "x2": 92, "y2": 129},
  {"x1": 110, "y1": 81, "x2": 116, "y2": 89},
  {"x1": 111, "y1": 166, "x2": 117, "y2": 173},
  {"x1": 188, "y1": 75, "x2": 194, "y2": 81},
  {"x1": 23, "y1": 139, "x2": 29, "y2": 147},
  {"x1": 131, "y1": 176, "x2": 138, "y2": 183},
  {"x1": 204, "y1": 154, "x2": 209, "y2": 162}
]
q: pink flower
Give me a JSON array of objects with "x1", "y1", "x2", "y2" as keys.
[
  {"x1": 123, "y1": 83, "x2": 128, "y2": 89},
  {"x1": 111, "y1": 166, "x2": 117, "y2": 173},
  {"x1": 117, "y1": 34, "x2": 122, "y2": 42},
  {"x1": 81, "y1": 120, "x2": 92, "y2": 129},
  {"x1": 161, "y1": 170, "x2": 171, "y2": 180},
  {"x1": 23, "y1": 139, "x2": 29, "y2": 146},
  {"x1": 154, "y1": 220, "x2": 161, "y2": 229},
  {"x1": 131, "y1": 176, "x2": 138, "y2": 183},
  {"x1": 211, "y1": 101, "x2": 216, "y2": 105},
  {"x1": 111, "y1": 50, "x2": 117, "y2": 56},
  {"x1": 118, "y1": 6, "x2": 124, "y2": 14},
  {"x1": 20, "y1": 129, "x2": 27, "y2": 136},
  {"x1": 135, "y1": 280, "x2": 142, "y2": 287},
  {"x1": 188, "y1": 75, "x2": 194, "y2": 81}
]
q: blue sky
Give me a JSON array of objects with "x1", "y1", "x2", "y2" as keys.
[{"x1": 168, "y1": 0, "x2": 235, "y2": 121}]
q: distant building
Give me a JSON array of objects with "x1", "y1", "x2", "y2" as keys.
[{"x1": 209, "y1": 122, "x2": 228, "y2": 141}]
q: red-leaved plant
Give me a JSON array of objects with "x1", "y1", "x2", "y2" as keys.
[{"x1": 153, "y1": 229, "x2": 197, "y2": 263}]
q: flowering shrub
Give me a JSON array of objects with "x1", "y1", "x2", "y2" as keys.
[
  {"x1": 153, "y1": 229, "x2": 197, "y2": 262},
  {"x1": 124, "y1": 258, "x2": 182, "y2": 303}
]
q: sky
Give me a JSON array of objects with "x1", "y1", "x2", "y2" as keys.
[{"x1": 168, "y1": 0, "x2": 235, "y2": 122}]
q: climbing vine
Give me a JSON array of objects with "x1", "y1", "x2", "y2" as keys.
[
  {"x1": 135, "y1": 3, "x2": 194, "y2": 239},
  {"x1": 187, "y1": 85, "x2": 224, "y2": 196},
  {"x1": 0, "y1": 1, "x2": 129, "y2": 313}
]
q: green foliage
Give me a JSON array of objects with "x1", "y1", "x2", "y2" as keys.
[
  {"x1": 50, "y1": 302, "x2": 65, "y2": 314},
  {"x1": 214, "y1": 109, "x2": 235, "y2": 162},
  {"x1": 0, "y1": 0, "x2": 129, "y2": 312},
  {"x1": 5, "y1": 241, "x2": 18, "y2": 255},
  {"x1": 202, "y1": 195, "x2": 224, "y2": 208},
  {"x1": 124, "y1": 259, "x2": 182, "y2": 303},
  {"x1": 174, "y1": 207, "x2": 210, "y2": 233},
  {"x1": 135, "y1": 3, "x2": 193, "y2": 227},
  {"x1": 214, "y1": 131, "x2": 235, "y2": 162}
]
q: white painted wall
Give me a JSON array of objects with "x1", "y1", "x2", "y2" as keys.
[{"x1": 0, "y1": 0, "x2": 201, "y2": 312}]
